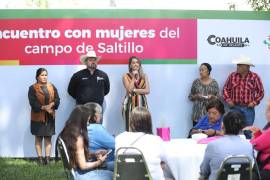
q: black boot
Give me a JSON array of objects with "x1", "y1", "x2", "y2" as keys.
[
  {"x1": 44, "y1": 156, "x2": 50, "y2": 165},
  {"x1": 38, "y1": 156, "x2": 44, "y2": 165}
]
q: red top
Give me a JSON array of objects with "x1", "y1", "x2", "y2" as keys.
[
  {"x1": 223, "y1": 71, "x2": 264, "y2": 106},
  {"x1": 251, "y1": 128, "x2": 270, "y2": 170}
]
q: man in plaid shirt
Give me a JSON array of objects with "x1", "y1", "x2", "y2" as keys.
[{"x1": 223, "y1": 56, "x2": 264, "y2": 127}]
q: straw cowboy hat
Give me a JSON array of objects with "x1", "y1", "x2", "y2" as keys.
[
  {"x1": 80, "y1": 50, "x2": 101, "y2": 64},
  {"x1": 232, "y1": 55, "x2": 255, "y2": 67}
]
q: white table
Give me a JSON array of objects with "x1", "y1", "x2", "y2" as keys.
[{"x1": 164, "y1": 139, "x2": 207, "y2": 180}]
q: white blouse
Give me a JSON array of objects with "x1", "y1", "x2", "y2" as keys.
[{"x1": 115, "y1": 132, "x2": 168, "y2": 180}]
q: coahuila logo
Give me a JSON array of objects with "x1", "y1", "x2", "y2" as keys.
[
  {"x1": 207, "y1": 35, "x2": 250, "y2": 47},
  {"x1": 263, "y1": 35, "x2": 270, "y2": 49}
]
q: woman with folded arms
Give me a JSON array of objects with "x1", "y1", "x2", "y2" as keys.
[{"x1": 28, "y1": 68, "x2": 60, "y2": 165}]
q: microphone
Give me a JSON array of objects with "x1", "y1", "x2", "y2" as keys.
[
  {"x1": 134, "y1": 73, "x2": 138, "y2": 80},
  {"x1": 133, "y1": 70, "x2": 139, "y2": 80}
]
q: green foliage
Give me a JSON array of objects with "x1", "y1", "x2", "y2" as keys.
[
  {"x1": 0, "y1": 158, "x2": 66, "y2": 180},
  {"x1": 248, "y1": 0, "x2": 270, "y2": 11}
]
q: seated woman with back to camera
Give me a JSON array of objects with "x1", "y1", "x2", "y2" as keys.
[
  {"x1": 199, "y1": 111, "x2": 253, "y2": 180},
  {"x1": 116, "y1": 107, "x2": 170, "y2": 180}
]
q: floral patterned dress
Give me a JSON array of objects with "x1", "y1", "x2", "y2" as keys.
[{"x1": 188, "y1": 78, "x2": 220, "y2": 125}]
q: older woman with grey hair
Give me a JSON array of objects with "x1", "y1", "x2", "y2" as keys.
[{"x1": 84, "y1": 102, "x2": 115, "y2": 171}]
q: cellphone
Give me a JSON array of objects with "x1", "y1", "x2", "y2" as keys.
[
  {"x1": 202, "y1": 95, "x2": 208, "y2": 99},
  {"x1": 105, "y1": 149, "x2": 112, "y2": 156}
]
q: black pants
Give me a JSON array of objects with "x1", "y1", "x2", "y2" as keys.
[
  {"x1": 254, "y1": 169, "x2": 270, "y2": 180},
  {"x1": 260, "y1": 170, "x2": 270, "y2": 180}
]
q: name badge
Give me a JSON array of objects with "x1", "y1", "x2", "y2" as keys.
[{"x1": 97, "y1": 77, "x2": 104, "y2": 81}]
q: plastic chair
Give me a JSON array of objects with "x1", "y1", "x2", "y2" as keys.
[
  {"x1": 114, "y1": 147, "x2": 152, "y2": 180},
  {"x1": 56, "y1": 137, "x2": 76, "y2": 180},
  {"x1": 216, "y1": 155, "x2": 253, "y2": 180}
]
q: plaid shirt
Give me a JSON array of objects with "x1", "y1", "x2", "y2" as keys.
[{"x1": 223, "y1": 71, "x2": 264, "y2": 106}]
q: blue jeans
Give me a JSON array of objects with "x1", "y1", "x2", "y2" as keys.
[
  {"x1": 230, "y1": 105, "x2": 255, "y2": 127},
  {"x1": 75, "y1": 169, "x2": 113, "y2": 180},
  {"x1": 106, "y1": 161, "x2": 114, "y2": 172}
]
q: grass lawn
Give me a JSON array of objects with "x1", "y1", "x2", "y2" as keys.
[{"x1": 0, "y1": 158, "x2": 67, "y2": 180}]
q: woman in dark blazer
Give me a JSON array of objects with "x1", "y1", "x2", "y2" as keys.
[{"x1": 28, "y1": 68, "x2": 60, "y2": 165}]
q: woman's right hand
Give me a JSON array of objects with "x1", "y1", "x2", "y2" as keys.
[
  {"x1": 42, "y1": 105, "x2": 53, "y2": 114},
  {"x1": 243, "y1": 126, "x2": 260, "y2": 133},
  {"x1": 97, "y1": 153, "x2": 107, "y2": 163},
  {"x1": 191, "y1": 129, "x2": 202, "y2": 134},
  {"x1": 228, "y1": 101, "x2": 235, "y2": 108},
  {"x1": 193, "y1": 94, "x2": 202, "y2": 100}
]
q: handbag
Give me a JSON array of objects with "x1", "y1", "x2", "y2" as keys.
[{"x1": 156, "y1": 127, "x2": 170, "y2": 141}]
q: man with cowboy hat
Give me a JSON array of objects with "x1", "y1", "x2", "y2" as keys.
[
  {"x1": 68, "y1": 50, "x2": 110, "y2": 107},
  {"x1": 223, "y1": 55, "x2": 264, "y2": 128}
]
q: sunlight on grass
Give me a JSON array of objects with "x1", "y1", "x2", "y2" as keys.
[{"x1": 0, "y1": 158, "x2": 66, "y2": 180}]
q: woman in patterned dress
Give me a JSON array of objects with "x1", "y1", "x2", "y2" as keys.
[
  {"x1": 188, "y1": 63, "x2": 220, "y2": 126},
  {"x1": 122, "y1": 56, "x2": 150, "y2": 131}
]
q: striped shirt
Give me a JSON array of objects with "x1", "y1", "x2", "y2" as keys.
[{"x1": 223, "y1": 71, "x2": 264, "y2": 105}]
